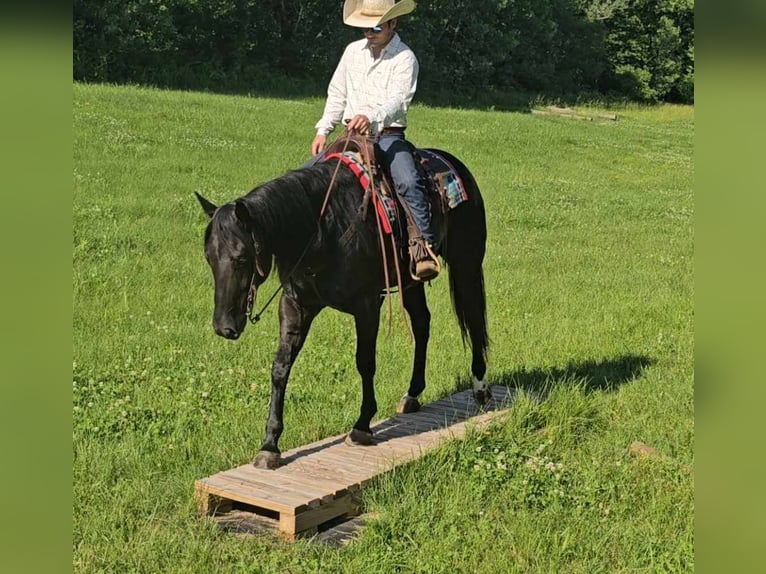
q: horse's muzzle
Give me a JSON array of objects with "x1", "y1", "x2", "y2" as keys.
[
  {"x1": 217, "y1": 327, "x2": 240, "y2": 340},
  {"x1": 214, "y1": 321, "x2": 242, "y2": 340}
]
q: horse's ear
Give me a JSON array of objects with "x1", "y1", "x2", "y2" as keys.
[
  {"x1": 234, "y1": 200, "x2": 251, "y2": 228},
  {"x1": 195, "y1": 192, "x2": 218, "y2": 218}
]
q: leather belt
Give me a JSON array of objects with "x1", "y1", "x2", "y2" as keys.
[{"x1": 380, "y1": 126, "x2": 406, "y2": 135}]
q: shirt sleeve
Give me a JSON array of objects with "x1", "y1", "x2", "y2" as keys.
[
  {"x1": 366, "y1": 51, "x2": 419, "y2": 134},
  {"x1": 314, "y1": 47, "x2": 349, "y2": 136}
]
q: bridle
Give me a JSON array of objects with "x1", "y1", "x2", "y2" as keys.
[
  {"x1": 244, "y1": 232, "x2": 282, "y2": 324},
  {"x1": 246, "y1": 272, "x2": 281, "y2": 323}
]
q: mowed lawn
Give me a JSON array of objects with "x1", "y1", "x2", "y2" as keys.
[{"x1": 73, "y1": 83, "x2": 693, "y2": 573}]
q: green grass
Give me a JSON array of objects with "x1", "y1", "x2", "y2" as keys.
[{"x1": 73, "y1": 83, "x2": 693, "y2": 573}]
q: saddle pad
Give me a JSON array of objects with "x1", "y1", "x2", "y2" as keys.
[{"x1": 417, "y1": 149, "x2": 469, "y2": 209}]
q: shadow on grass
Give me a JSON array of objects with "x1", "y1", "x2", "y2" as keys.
[{"x1": 448, "y1": 354, "x2": 655, "y2": 398}]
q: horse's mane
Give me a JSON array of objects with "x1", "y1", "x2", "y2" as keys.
[{"x1": 237, "y1": 161, "x2": 362, "y2": 258}]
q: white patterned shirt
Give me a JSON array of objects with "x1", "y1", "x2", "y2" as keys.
[{"x1": 315, "y1": 33, "x2": 419, "y2": 136}]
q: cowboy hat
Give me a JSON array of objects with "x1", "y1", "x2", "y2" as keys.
[{"x1": 343, "y1": 0, "x2": 416, "y2": 28}]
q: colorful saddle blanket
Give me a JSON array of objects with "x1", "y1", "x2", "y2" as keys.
[
  {"x1": 416, "y1": 149, "x2": 470, "y2": 210},
  {"x1": 324, "y1": 148, "x2": 469, "y2": 235}
]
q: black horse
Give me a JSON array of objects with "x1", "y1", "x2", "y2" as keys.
[{"x1": 196, "y1": 144, "x2": 489, "y2": 469}]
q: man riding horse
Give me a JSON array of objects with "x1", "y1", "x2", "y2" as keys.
[
  {"x1": 310, "y1": 0, "x2": 440, "y2": 281},
  {"x1": 195, "y1": 0, "x2": 490, "y2": 469}
]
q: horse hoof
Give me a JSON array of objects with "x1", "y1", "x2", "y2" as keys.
[
  {"x1": 396, "y1": 395, "x2": 421, "y2": 414},
  {"x1": 345, "y1": 428, "x2": 374, "y2": 446},
  {"x1": 473, "y1": 387, "x2": 493, "y2": 407},
  {"x1": 253, "y1": 450, "x2": 281, "y2": 469}
]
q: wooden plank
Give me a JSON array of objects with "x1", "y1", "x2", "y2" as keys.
[
  {"x1": 225, "y1": 468, "x2": 334, "y2": 506},
  {"x1": 280, "y1": 433, "x2": 347, "y2": 460},
  {"x1": 407, "y1": 410, "x2": 456, "y2": 427},
  {"x1": 434, "y1": 400, "x2": 470, "y2": 413},
  {"x1": 293, "y1": 492, "x2": 360, "y2": 534},
  {"x1": 403, "y1": 410, "x2": 448, "y2": 425},
  {"x1": 200, "y1": 475, "x2": 303, "y2": 514},
  {"x1": 206, "y1": 474, "x2": 310, "y2": 512},
  {"x1": 214, "y1": 509, "x2": 279, "y2": 535},
  {"x1": 287, "y1": 453, "x2": 373, "y2": 481},
  {"x1": 285, "y1": 457, "x2": 363, "y2": 483},
  {"x1": 375, "y1": 429, "x2": 431, "y2": 447},
  {"x1": 194, "y1": 488, "x2": 233, "y2": 516},
  {"x1": 446, "y1": 397, "x2": 476, "y2": 408},
  {"x1": 370, "y1": 440, "x2": 422, "y2": 458},
  {"x1": 378, "y1": 418, "x2": 432, "y2": 433},
  {"x1": 295, "y1": 456, "x2": 374, "y2": 482},
  {"x1": 372, "y1": 423, "x2": 417, "y2": 438},
  {"x1": 442, "y1": 391, "x2": 474, "y2": 405},
  {"x1": 231, "y1": 464, "x2": 349, "y2": 496},
  {"x1": 418, "y1": 406, "x2": 473, "y2": 423},
  {"x1": 274, "y1": 470, "x2": 352, "y2": 497},
  {"x1": 286, "y1": 460, "x2": 373, "y2": 490},
  {"x1": 316, "y1": 449, "x2": 388, "y2": 475},
  {"x1": 390, "y1": 419, "x2": 446, "y2": 434},
  {"x1": 374, "y1": 420, "x2": 421, "y2": 435},
  {"x1": 351, "y1": 452, "x2": 402, "y2": 471}
]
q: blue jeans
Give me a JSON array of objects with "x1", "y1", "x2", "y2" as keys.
[
  {"x1": 304, "y1": 133, "x2": 434, "y2": 244},
  {"x1": 376, "y1": 133, "x2": 434, "y2": 245}
]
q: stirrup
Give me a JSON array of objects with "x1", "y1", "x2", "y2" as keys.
[{"x1": 408, "y1": 239, "x2": 441, "y2": 281}]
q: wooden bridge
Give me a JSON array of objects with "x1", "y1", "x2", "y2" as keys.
[{"x1": 195, "y1": 385, "x2": 514, "y2": 541}]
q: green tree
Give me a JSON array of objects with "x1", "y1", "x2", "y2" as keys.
[
  {"x1": 601, "y1": 0, "x2": 693, "y2": 101},
  {"x1": 73, "y1": 0, "x2": 693, "y2": 103}
]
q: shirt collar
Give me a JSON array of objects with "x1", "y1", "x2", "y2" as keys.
[{"x1": 364, "y1": 32, "x2": 401, "y2": 56}]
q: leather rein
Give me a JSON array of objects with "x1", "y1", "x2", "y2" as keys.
[{"x1": 245, "y1": 134, "x2": 355, "y2": 324}]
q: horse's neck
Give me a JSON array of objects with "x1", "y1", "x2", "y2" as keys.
[{"x1": 240, "y1": 171, "x2": 327, "y2": 261}]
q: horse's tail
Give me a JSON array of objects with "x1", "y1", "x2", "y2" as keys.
[
  {"x1": 449, "y1": 260, "x2": 489, "y2": 361},
  {"x1": 437, "y1": 151, "x2": 490, "y2": 373}
]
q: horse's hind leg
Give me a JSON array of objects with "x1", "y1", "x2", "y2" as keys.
[
  {"x1": 396, "y1": 283, "x2": 430, "y2": 414},
  {"x1": 253, "y1": 295, "x2": 319, "y2": 469},
  {"x1": 461, "y1": 270, "x2": 491, "y2": 404},
  {"x1": 446, "y1": 201, "x2": 490, "y2": 405},
  {"x1": 346, "y1": 299, "x2": 381, "y2": 446}
]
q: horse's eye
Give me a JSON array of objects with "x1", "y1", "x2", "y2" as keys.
[{"x1": 227, "y1": 256, "x2": 245, "y2": 267}]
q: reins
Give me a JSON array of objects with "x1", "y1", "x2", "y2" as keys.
[
  {"x1": 246, "y1": 227, "x2": 321, "y2": 323},
  {"x1": 360, "y1": 140, "x2": 412, "y2": 342},
  {"x1": 246, "y1": 134, "x2": 352, "y2": 324}
]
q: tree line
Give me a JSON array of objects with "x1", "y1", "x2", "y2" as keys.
[{"x1": 73, "y1": 0, "x2": 693, "y2": 104}]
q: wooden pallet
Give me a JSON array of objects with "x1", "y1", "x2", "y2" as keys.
[{"x1": 195, "y1": 385, "x2": 514, "y2": 541}]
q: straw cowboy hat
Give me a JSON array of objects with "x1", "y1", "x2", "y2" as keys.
[{"x1": 343, "y1": 0, "x2": 416, "y2": 28}]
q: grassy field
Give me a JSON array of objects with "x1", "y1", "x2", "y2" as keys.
[{"x1": 73, "y1": 83, "x2": 693, "y2": 573}]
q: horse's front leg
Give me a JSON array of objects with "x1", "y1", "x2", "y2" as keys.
[
  {"x1": 253, "y1": 295, "x2": 319, "y2": 469},
  {"x1": 346, "y1": 299, "x2": 381, "y2": 446},
  {"x1": 396, "y1": 283, "x2": 430, "y2": 414}
]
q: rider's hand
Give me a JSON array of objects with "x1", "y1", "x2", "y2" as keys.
[
  {"x1": 346, "y1": 114, "x2": 371, "y2": 135},
  {"x1": 311, "y1": 134, "x2": 327, "y2": 156}
]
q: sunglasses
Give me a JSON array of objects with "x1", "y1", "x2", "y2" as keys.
[{"x1": 366, "y1": 26, "x2": 384, "y2": 33}]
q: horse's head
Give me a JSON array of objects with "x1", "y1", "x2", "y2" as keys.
[{"x1": 196, "y1": 192, "x2": 272, "y2": 340}]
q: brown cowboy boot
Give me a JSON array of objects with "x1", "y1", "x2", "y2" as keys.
[{"x1": 409, "y1": 236, "x2": 440, "y2": 281}]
